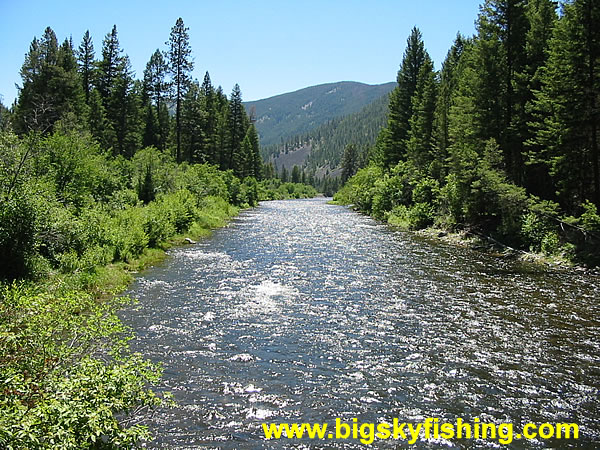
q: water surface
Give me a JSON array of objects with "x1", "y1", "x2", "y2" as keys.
[{"x1": 122, "y1": 198, "x2": 599, "y2": 448}]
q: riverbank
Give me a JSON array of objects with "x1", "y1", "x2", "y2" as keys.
[
  {"x1": 412, "y1": 227, "x2": 599, "y2": 273},
  {"x1": 0, "y1": 194, "x2": 240, "y2": 448},
  {"x1": 332, "y1": 200, "x2": 599, "y2": 274}
]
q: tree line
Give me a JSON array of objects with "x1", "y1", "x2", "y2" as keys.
[
  {"x1": 336, "y1": 0, "x2": 600, "y2": 265},
  {"x1": 10, "y1": 19, "x2": 262, "y2": 179}
]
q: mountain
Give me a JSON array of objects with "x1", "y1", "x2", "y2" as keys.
[
  {"x1": 265, "y1": 90, "x2": 391, "y2": 172},
  {"x1": 244, "y1": 81, "x2": 395, "y2": 147}
]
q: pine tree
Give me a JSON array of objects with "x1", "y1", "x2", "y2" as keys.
[
  {"x1": 291, "y1": 165, "x2": 301, "y2": 183},
  {"x1": 382, "y1": 27, "x2": 429, "y2": 168},
  {"x1": 88, "y1": 88, "x2": 109, "y2": 146},
  {"x1": 341, "y1": 143, "x2": 359, "y2": 183},
  {"x1": 281, "y1": 166, "x2": 289, "y2": 182},
  {"x1": 406, "y1": 55, "x2": 438, "y2": 173},
  {"x1": 445, "y1": 43, "x2": 482, "y2": 222},
  {"x1": 15, "y1": 28, "x2": 85, "y2": 133},
  {"x1": 215, "y1": 88, "x2": 230, "y2": 170},
  {"x1": 201, "y1": 72, "x2": 218, "y2": 165},
  {"x1": 0, "y1": 100, "x2": 10, "y2": 131},
  {"x1": 96, "y1": 26, "x2": 141, "y2": 157},
  {"x1": 141, "y1": 101, "x2": 159, "y2": 148},
  {"x1": 107, "y1": 60, "x2": 141, "y2": 157},
  {"x1": 243, "y1": 124, "x2": 261, "y2": 179},
  {"x1": 77, "y1": 30, "x2": 95, "y2": 104},
  {"x1": 228, "y1": 84, "x2": 248, "y2": 175},
  {"x1": 181, "y1": 81, "x2": 206, "y2": 163},
  {"x1": 166, "y1": 18, "x2": 193, "y2": 163},
  {"x1": 143, "y1": 49, "x2": 169, "y2": 150},
  {"x1": 433, "y1": 34, "x2": 467, "y2": 181},
  {"x1": 54, "y1": 38, "x2": 87, "y2": 128},
  {"x1": 529, "y1": 0, "x2": 600, "y2": 211},
  {"x1": 522, "y1": 0, "x2": 558, "y2": 197},
  {"x1": 475, "y1": 0, "x2": 529, "y2": 183},
  {"x1": 97, "y1": 25, "x2": 122, "y2": 102}
]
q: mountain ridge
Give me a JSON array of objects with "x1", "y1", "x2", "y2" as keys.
[{"x1": 244, "y1": 81, "x2": 395, "y2": 147}]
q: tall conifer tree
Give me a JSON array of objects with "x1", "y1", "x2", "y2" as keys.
[
  {"x1": 383, "y1": 27, "x2": 428, "y2": 168},
  {"x1": 166, "y1": 18, "x2": 193, "y2": 163},
  {"x1": 77, "y1": 30, "x2": 95, "y2": 104}
]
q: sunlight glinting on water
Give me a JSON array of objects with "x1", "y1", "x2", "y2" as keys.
[{"x1": 122, "y1": 198, "x2": 600, "y2": 448}]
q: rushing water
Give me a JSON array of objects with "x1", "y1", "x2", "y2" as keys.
[{"x1": 122, "y1": 198, "x2": 600, "y2": 448}]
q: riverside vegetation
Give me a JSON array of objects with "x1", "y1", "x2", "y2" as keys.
[
  {"x1": 334, "y1": 0, "x2": 600, "y2": 268},
  {"x1": 0, "y1": 19, "x2": 314, "y2": 448}
]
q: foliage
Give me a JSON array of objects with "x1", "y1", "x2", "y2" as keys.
[
  {"x1": 0, "y1": 283, "x2": 166, "y2": 448},
  {"x1": 333, "y1": 1, "x2": 599, "y2": 266},
  {"x1": 258, "y1": 179, "x2": 317, "y2": 201}
]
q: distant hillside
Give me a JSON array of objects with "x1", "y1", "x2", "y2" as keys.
[
  {"x1": 244, "y1": 81, "x2": 395, "y2": 147},
  {"x1": 266, "y1": 91, "x2": 391, "y2": 172}
]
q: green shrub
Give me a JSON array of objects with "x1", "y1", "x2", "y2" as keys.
[
  {"x1": 580, "y1": 200, "x2": 600, "y2": 233},
  {"x1": 334, "y1": 164, "x2": 384, "y2": 212},
  {"x1": 178, "y1": 163, "x2": 228, "y2": 200},
  {"x1": 0, "y1": 189, "x2": 40, "y2": 279},
  {"x1": 521, "y1": 200, "x2": 561, "y2": 254},
  {"x1": 0, "y1": 283, "x2": 164, "y2": 448},
  {"x1": 107, "y1": 208, "x2": 148, "y2": 262},
  {"x1": 160, "y1": 189, "x2": 196, "y2": 233},
  {"x1": 408, "y1": 202, "x2": 435, "y2": 229},
  {"x1": 371, "y1": 175, "x2": 404, "y2": 220},
  {"x1": 143, "y1": 202, "x2": 175, "y2": 248},
  {"x1": 195, "y1": 196, "x2": 236, "y2": 229}
]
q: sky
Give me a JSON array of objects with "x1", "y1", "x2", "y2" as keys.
[{"x1": 0, "y1": 0, "x2": 482, "y2": 106}]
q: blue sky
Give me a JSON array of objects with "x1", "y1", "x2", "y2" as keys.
[{"x1": 0, "y1": 0, "x2": 482, "y2": 106}]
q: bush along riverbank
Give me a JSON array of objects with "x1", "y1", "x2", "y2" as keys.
[{"x1": 0, "y1": 129, "x2": 316, "y2": 448}]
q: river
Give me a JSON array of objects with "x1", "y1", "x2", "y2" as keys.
[{"x1": 122, "y1": 198, "x2": 599, "y2": 448}]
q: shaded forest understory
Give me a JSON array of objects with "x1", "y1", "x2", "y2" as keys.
[{"x1": 335, "y1": 0, "x2": 600, "y2": 268}]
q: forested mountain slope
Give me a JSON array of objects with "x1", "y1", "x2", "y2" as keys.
[
  {"x1": 265, "y1": 92, "x2": 390, "y2": 171},
  {"x1": 244, "y1": 81, "x2": 394, "y2": 147}
]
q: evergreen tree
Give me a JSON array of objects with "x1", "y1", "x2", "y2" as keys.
[
  {"x1": 243, "y1": 123, "x2": 262, "y2": 179},
  {"x1": 143, "y1": 49, "x2": 169, "y2": 150},
  {"x1": 291, "y1": 165, "x2": 301, "y2": 183},
  {"x1": 201, "y1": 72, "x2": 219, "y2": 165},
  {"x1": 141, "y1": 100, "x2": 159, "y2": 148},
  {"x1": 15, "y1": 28, "x2": 86, "y2": 133},
  {"x1": 263, "y1": 162, "x2": 276, "y2": 179},
  {"x1": 88, "y1": 88, "x2": 109, "y2": 146},
  {"x1": 96, "y1": 25, "x2": 122, "y2": 102},
  {"x1": 522, "y1": 0, "x2": 558, "y2": 196},
  {"x1": 181, "y1": 81, "x2": 206, "y2": 163},
  {"x1": 475, "y1": 0, "x2": 529, "y2": 183},
  {"x1": 382, "y1": 27, "x2": 428, "y2": 168},
  {"x1": 77, "y1": 30, "x2": 95, "y2": 104},
  {"x1": 96, "y1": 26, "x2": 141, "y2": 157},
  {"x1": 406, "y1": 55, "x2": 438, "y2": 173},
  {"x1": 137, "y1": 162, "x2": 155, "y2": 204},
  {"x1": 215, "y1": 91, "x2": 230, "y2": 171},
  {"x1": 281, "y1": 166, "x2": 289, "y2": 182},
  {"x1": 0, "y1": 99, "x2": 11, "y2": 131},
  {"x1": 166, "y1": 18, "x2": 193, "y2": 163},
  {"x1": 228, "y1": 84, "x2": 248, "y2": 175},
  {"x1": 341, "y1": 143, "x2": 359, "y2": 183},
  {"x1": 107, "y1": 62, "x2": 141, "y2": 157},
  {"x1": 433, "y1": 34, "x2": 467, "y2": 181},
  {"x1": 529, "y1": 0, "x2": 600, "y2": 210}
]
